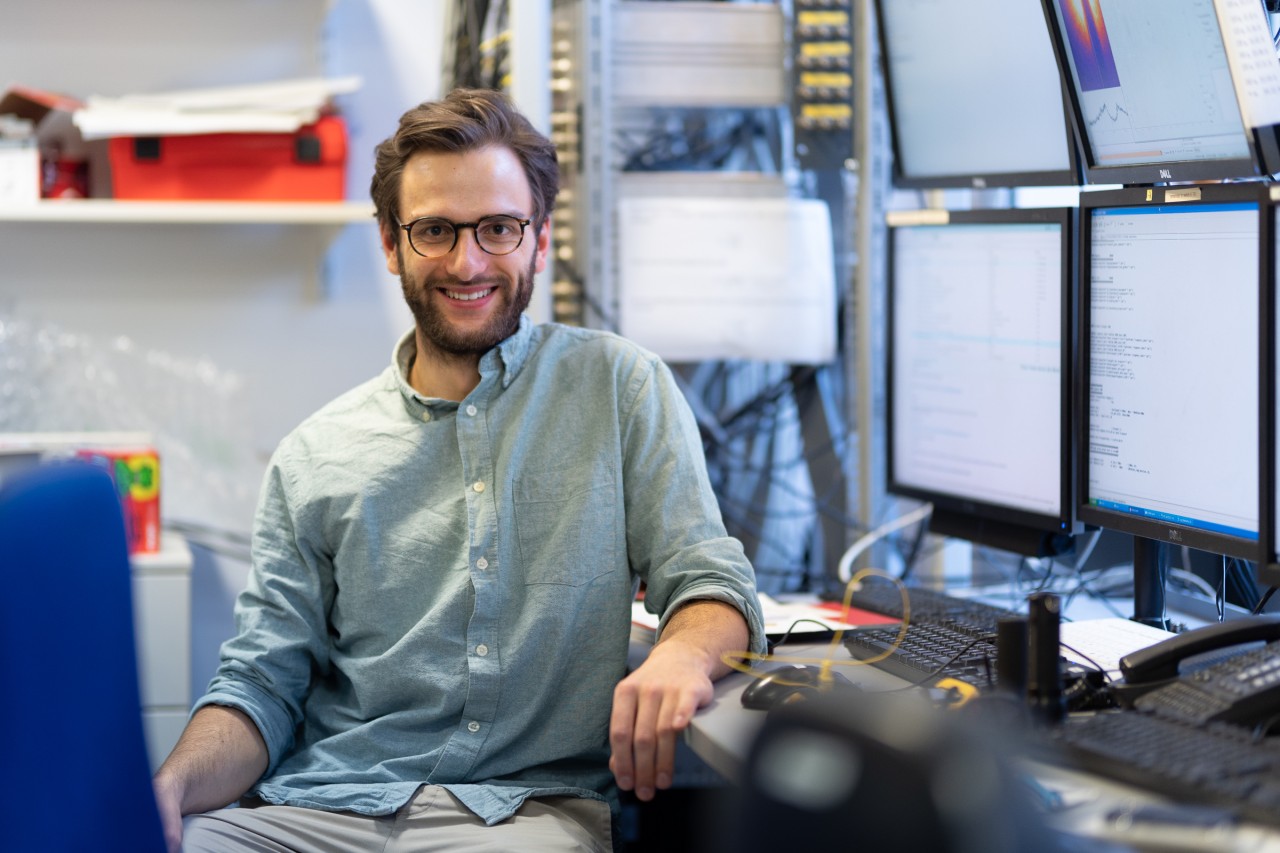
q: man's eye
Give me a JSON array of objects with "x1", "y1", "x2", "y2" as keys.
[
  {"x1": 480, "y1": 219, "x2": 521, "y2": 240},
  {"x1": 416, "y1": 223, "x2": 451, "y2": 241}
]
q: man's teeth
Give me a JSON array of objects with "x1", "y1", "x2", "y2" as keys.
[{"x1": 445, "y1": 288, "x2": 494, "y2": 302}]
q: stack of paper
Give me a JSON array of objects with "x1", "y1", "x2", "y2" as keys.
[
  {"x1": 71, "y1": 76, "x2": 362, "y2": 140},
  {"x1": 1059, "y1": 618, "x2": 1177, "y2": 678}
]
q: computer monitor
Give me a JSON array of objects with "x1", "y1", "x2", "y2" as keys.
[
  {"x1": 1040, "y1": 0, "x2": 1276, "y2": 185},
  {"x1": 1266, "y1": 187, "x2": 1280, "y2": 590},
  {"x1": 874, "y1": 0, "x2": 1080, "y2": 189},
  {"x1": 1078, "y1": 184, "x2": 1268, "y2": 622},
  {"x1": 886, "y1": 207, "x2": 1078, "y2": 557}
]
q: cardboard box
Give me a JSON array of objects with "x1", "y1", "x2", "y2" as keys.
[
  {"x1": 0, "y1": 139, "x2": 39, "y2": 204},
  {"x1": 0, "y1": 85, "x2": 96, "y2": 199},
  {"x1": 108, "y1": 114, "x2": 346, "y2": 202},
  {"x1": 75, "y1": 446, "x2": 161, "y2": 555}
]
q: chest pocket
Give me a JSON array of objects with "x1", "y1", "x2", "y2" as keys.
[{"x1": 513, "y1": 463, "x2": 618, "y2": 586}]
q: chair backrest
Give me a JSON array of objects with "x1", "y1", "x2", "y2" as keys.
[{"x1": 0, "y1": 461, "x2": 166, "y2": 853}]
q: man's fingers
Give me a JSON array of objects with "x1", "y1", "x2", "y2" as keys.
[
  {"x1": 608, "y1": 683, "x2": 638, "y2": 791},
  {"x1": 654, "y1": 689, "x2": 699, "y2": 791},
  {"x1": 610, "y1": 637, "x2": 721, "y2": 801},
  {"x1": 629, "y1": 684, "x2": 663, "y2": 801}
]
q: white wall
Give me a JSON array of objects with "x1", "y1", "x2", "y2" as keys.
[
  {"x1": 0, "y1": 0, "x2": 447, "y2": 521},
  {"x1": 0, "y1": 0, "x2": 448, "y2": 697}
]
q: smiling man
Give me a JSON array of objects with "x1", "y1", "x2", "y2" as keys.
[{"x1": 151, "y1": 88, "x2": 766, "y2": 853}]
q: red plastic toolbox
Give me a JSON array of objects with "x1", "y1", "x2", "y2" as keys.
[{"x1": 108, "y1": 114, "x2": 346, "y2": 201}]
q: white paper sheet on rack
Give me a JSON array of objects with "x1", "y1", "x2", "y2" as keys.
[
  {"x1": 617, "y1": 196, "x2": 837, "y2": 364},
  {"x1": 72, "y1": 76, "x2": 362, "y2": 139},
  {"x1": 1215, "y1": 0, "x2": 1280, "y2": 129}
]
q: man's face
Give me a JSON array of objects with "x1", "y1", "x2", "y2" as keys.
[{"x1": 383, "y1": 146, "x2": 549, "y2": 357}]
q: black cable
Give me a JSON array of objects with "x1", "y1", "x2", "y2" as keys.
[
  {"x1": 553, "y1": 257, "x2": 617, "y2": 331},
  {"x1": 895, "y1": 513, "x2": 929, "y2": 580},
  {"x1": 485, "y1": 1, "x2": 510, "y2": 90},
  {"x1": 869, "y1": 634, "x2": 999, "y2": 692},
  {"x1": 449, "y1": 0, "x2": 491, "y2": 90},
  {"x1": 1058, "y1": 641, "x2": 1115, "y2": 685},
  {"x1": 1060, "y1": 569, "x2": 1129, "y2": 619},
  {"x1": 1218, "y1": 554, "x2": 1227, "y2": 622},
  {"x1": 771, "y1": 618, "x2": 838, "y2": 648},
  {"x1": 1253, "y1": 585, "x2": 1279, "y2": 615},
  {"x1": 1227, "y1": 557, "x2": 1262, "y2": 612}
]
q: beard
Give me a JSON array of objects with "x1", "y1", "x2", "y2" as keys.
[{"x1": 398, "y1": 247, "x2": 536, "y2": 357}]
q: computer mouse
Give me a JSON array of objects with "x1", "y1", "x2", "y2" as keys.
[{"x1": 740, "y1": 663, "x2": 857, "y2": 710}]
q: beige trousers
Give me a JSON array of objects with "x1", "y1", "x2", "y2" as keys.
[{"x1": 181, "y1": 784, "x2": 613, "y2": 852}]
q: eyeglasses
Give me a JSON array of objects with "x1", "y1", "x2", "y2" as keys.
[{"x1": 396, "y1": 214, "x2": 532, "y2": 258}]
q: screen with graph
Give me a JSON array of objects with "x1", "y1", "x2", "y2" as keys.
[
  {"x1": 875, "y1": 0, "x2": 1079, "y2": 188},
  {"x1": 1042, "y1": 0, "x2": 1262, "y2": 184},
  {"x1": 1079, "y1": 184, "x2": 1266, "y2": 562},
  {"x1": 887, "y1": 207, "x2": 1077, "y2": 553}
]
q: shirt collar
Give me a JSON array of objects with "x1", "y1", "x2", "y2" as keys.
[{"x1": 392, "y1": 315, "x2": 535, "y2": 404}]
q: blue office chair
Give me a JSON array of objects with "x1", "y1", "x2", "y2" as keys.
[{"x1": 0, "y1": 461, "x2": 166, "y2": 852}]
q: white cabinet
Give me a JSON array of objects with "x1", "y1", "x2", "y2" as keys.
[{"x1": 131, "y1": 532, "x2": 193, "y2": 772}]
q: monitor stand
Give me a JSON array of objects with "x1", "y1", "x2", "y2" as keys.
[{"x1": 1132, "y1": 536, "x2": 1173, "y2": 631}]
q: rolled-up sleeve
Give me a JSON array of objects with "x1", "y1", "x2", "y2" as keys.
[
  {"x1": 194, "y1": 447, "x2": 335, "y2": 773},
  {"x1": 618, "y1": 354, "x2": 767, "y2": 657}
]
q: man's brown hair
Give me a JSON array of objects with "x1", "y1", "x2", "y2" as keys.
[{"x1": 370, "y1": 88, "x2": 560, "y2": 239}]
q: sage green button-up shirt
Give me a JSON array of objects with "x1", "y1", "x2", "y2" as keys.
[{"x1": 196, "y1": 316, "x2": 766, "y2": 824}]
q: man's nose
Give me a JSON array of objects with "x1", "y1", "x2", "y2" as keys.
[{"x1": 444, "y1": 227, "x2": 488, "y2": 278}]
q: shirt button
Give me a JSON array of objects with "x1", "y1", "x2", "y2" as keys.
[
  {"x1": 468, "y1": 721, "x2": 481, "y2": 733},
  {"x1": 466, "y1": 404, "x2": 478, "y2": 416},
  {"x1": 472, "y1": 481, "x2": 485, "y2": 493},
  {"x1": 476, "y1": 644, "x2": 489, "y2": 657},
  {"x1": 420, "y1": 411, "x2": 432, "y2": 423},
  {"x1": 476, "y1": 557, "x2": 489, "y2": 570}
]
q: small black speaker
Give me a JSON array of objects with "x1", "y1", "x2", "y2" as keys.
[
  {"x1": 1026, "y1": 592, "x2": 1064, "y2": 722},
  {"x1": 996, "y1": 616, "x2": 1028, "y2": 696}
]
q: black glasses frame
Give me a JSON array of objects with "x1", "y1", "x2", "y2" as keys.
[{"x1": 396, "y1": 214, "x2": 532, "y2": 258}]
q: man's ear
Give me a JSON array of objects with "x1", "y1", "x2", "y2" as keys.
[
  {"x1": 381, "y1": 223, "x2": 402, "y2": 276},
  {"x1": 533, "y1": 217, "x2": 551, "y2": 275}
]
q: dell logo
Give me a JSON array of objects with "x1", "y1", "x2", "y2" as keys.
[
  {"x1": 1159, "y1": 169, "x2": 1173, "y2": 180},
  {"x1": 1167, "y1": 529, "x2": 1183, "y2": 542}
]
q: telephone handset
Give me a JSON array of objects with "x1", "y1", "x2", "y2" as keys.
[
  {"x1": 1115, "y1": 614, "x2": 1280, "y2": 727},
  {"x1": 1120, "y1": 614, "x2": 1280, "y2": 683}
]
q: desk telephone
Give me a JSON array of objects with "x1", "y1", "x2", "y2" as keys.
[{"x1": 1115, "y1": 614, "x2": 1280, "y2": 728}]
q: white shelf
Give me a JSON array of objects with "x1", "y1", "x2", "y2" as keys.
[{"x1": 0, "y1": 199, "x2": 375, "y2": 225}]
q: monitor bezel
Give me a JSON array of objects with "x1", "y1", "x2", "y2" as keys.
[
  {"x1": 1038, "y1": 0, "x2": 1273, "y2": 187},
  {"x1": 874, "y1": 0, "x2": 1082, "y2": 190},
  {"x1": 885, "y1": 206, "x2": 1080, "y2": 551},
  {"x1": 1076, "y1": 183, "x2": 1269, "y2": 564},
  {"x1": 1262, "y1": 188, "x2": 1280, "y2": 587}
]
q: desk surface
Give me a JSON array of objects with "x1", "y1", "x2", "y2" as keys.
[
  {"x1": 685, "y1": 640, "x2": 903, "y2": 782},
  {"x1": 684, "y1": 622, "x2": 1280, "y2": 852}
]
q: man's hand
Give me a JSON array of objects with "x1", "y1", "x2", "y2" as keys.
[{"x1": 609, "y1": 599, "x2": 749, "y2": 801}]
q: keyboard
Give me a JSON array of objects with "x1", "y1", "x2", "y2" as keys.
[
  {"x1": 843, "y1": 621, "x2": 999, "y2": 689},
  {"x1": 836, "y1": 585, "x2": 1018, "y2": 690},
  {"x1": 1042, "y1": 711, "x2": 1280, "y2": 828},
  {"x1": 844, "y1": 583, "x2": 1021, "y2": 634}
]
